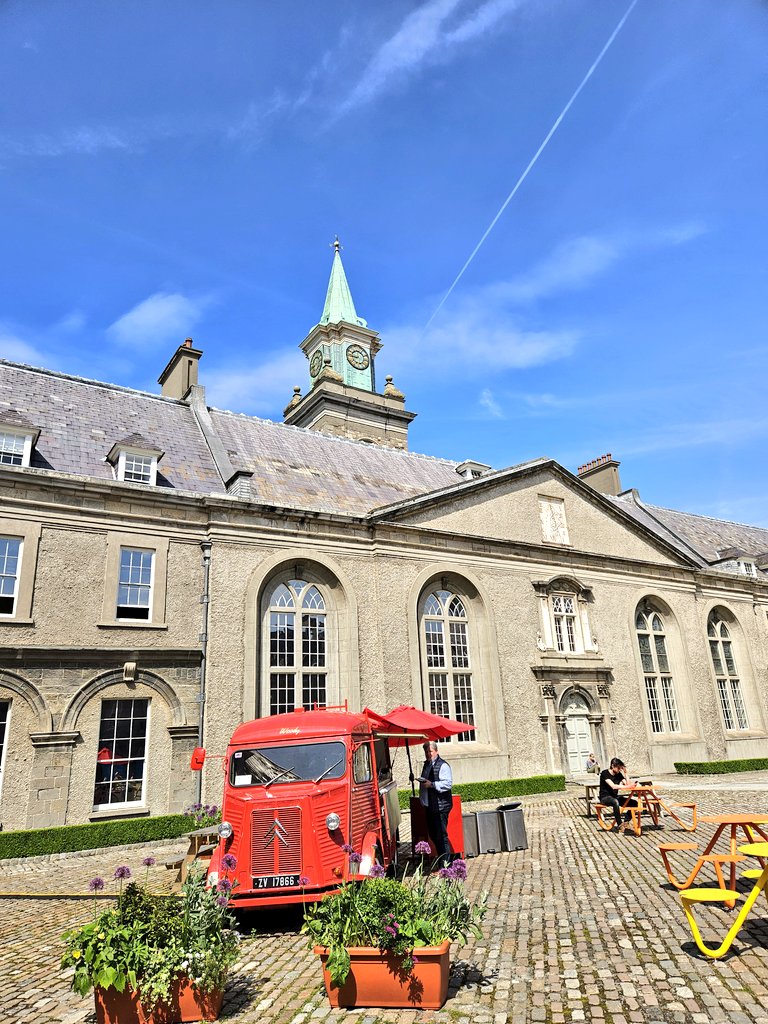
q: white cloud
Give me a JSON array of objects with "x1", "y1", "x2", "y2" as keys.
[
  {"x1": 107, "y1": 292, "x2": 210, "y2": 349},
  {"x1": 339, "y1": 0, "x2": 525, "y2": 113},
  {"x1": 0, "y1": 331, "x2": 46, "y2": 365},
  {"x1": 479, "y1": 388, "x2": 504, "y2": 418},
  {"x1": 498, "y1": 222, "x2": 707, "y2": 304},
  {"x1": 620, "y1": 416, "x2": 768, "y2": 457},
  {"x1": 55, "y1": 311, "x2": 87, "y2": 333},
  {"x1": 226, "y1": 92, "x2": 291, "y2": 149},
  {"x1": 205, "y1": 351, "x2": 307, "y2": 416}
]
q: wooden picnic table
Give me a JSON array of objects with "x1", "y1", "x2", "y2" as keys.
[
  {"x1": 165, "y1": 825, "x2": 220, "y2": 891},
  {"x1": 583, "y1": 776, "x2": 653, "y2": 818},
  {"x1": 659, "y1": 812, "x2": 768, "y2": 895}
]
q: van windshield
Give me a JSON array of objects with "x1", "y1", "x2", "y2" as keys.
[{"x1": 230, "y1": 742, "x2": 347, "y2": 787}]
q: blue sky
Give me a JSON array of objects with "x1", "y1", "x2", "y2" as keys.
[{"x1": 1, "y1": 0, "x2": 767, "y2": 524}]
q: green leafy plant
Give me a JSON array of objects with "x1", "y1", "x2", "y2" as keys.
[
  {"x1": 396, "y1": 773, "x2": 564, "y2": 810},
  {"x1": 61, "y1": 858, "x2": 240, "y2": 1011},
  {"x1": 674, "y1": 757, "x2": 768, "y2": 775},
  {"x1": 302, "y1": 849, "x2": 487, "y2": 987},
  {"x1": 0, "y1": 814, "x2": 190, "y2": 860}
]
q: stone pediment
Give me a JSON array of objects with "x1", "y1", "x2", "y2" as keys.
[{"x1": 369, "y1": 460, "x2": 695, "y2": 568}]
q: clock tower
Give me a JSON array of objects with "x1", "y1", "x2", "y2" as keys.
[{"x1": 284, "y1": 240, "x2": 416, "y2": 449}]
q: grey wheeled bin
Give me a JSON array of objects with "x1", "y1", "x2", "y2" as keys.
[
  {"x1": 498, "y1": 802, "x2": 528, "y2": 851},
  {"x1": 462, "y1": 812, "x2": 479, "y2": 858},
  {"x1": 476, "y1": 809, "x2": 503, "y2": 853}
]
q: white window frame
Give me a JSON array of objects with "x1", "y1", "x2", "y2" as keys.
[
  {"x1": 115, "y1": 449, "x2": 158, "y2": 486},
  {"x1": 116, "y1": 547, "x2": 155, "y2": 621},
  {"x1": 0, "y1": 537, "x2": 22, "y2": 617},
  {"x1": 420, "y1": 588, "x2": 476, "y2": 742},
  {"x1": 92, "y1": 698, "x2": 150, "y2": 810},
  {"x1": 737, "y1": 560, "x2": 757, "y2": 577},
  {"x1": 708, "y1": 615, "x2": 749, "y2": 731},
  {"x1": 0, "y1": 699, "x2": 10, "y2": 800},
  {"x1": 550, "y1": 593, "x2": 581, "y2": 654},
  {"x1": 0, "y1": 429, "x2": 33, "y2": 468},
  {"x1": 635, "y1": 609, "x2": 681, "y2": 735},
  {"x1": 263, "y1": 578, "x2": 330, "y2": 716}
]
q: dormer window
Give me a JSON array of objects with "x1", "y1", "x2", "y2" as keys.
[
  {"x1": 107, "y1": 436, "x2": 163, "y2": 487},
  {"x1": 737, "y1": 560, "x2": 757, "y2": 577},
  {"x1": 0, "y1": 426, "x2": 38, "y2": 468}
]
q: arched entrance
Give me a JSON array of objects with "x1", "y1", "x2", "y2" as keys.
[{"x1": 562, "y1": 692, "x2": 594, "y2": 775}]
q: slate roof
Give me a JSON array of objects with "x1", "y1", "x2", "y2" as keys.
[
  {"x1": 208, "y1": 408, "x2": 460, "y2": 515},
  {"x1": 611, "y1": 491, "x2": 768, "y2": 570},
  {"x1": 0, "y1": 361, "x2": 222, "y2": 493},
  {"x1": 0, "y1": 360, "x2": 460, "y2": 514}
]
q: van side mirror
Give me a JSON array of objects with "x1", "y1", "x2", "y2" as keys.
[{"x1": 190, "y1": 747, "x2": 206, "y2": 770}]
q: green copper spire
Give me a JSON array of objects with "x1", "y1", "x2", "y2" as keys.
[{"x1": 319, "y1": 238, "x2": 367, "y2": 328}]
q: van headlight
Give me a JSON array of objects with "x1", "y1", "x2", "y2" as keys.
[
  {"x1": 218, "y1": 821, "x2": 234, "y2": 839},
  {"x1": 325, "y1": 813, "x2": 341, "y2": 831}
]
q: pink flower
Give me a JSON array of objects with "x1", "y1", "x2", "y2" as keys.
[
  {"x1": 415, "y1": 841, "x2": 432, "y2": 856},
  {"x1": 349, "y1": 851, "x2": 362, "y2": 864},
  {"x1": 369, "y1": 863, "x2": 386, "y2": 878},
  {"x1": 221, "y1": 853, "x2": 237, "y2": 871},
  {"x1": 216, "y1": 894, "x2": 228, "y2": 907},
  {"x1": 88, "y1": 877, "x2": 105, "y2": 892},
  {"x1": 217, "y1": 878, "x2": 233, "y2": 893},
  {"x1": 142, "y1": 856, "x2": 156, "y2": 868},
  {"x1": 113, "y1": 865, "x2": 131, "y2": 880},
  {"x1": 299, "y1": 875, "x2": 310, "y2": 886},
  {"x1": 341, "y1": 843, "x2": 354, "y2": 854}
]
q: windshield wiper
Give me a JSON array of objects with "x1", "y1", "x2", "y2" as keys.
[
  {"x1": 313, "y1": 756, "x2": 344, "y2": 784},
  {"x1": 263, "y1": 765, "x2": 296, "y2": 788}
]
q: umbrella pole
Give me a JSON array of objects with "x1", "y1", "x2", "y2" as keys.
[{"x1": 406, "y1": 743, "x2": 416, "y2": 796}]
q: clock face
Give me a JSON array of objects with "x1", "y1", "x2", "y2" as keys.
[
  {"x1": 309, "y1": 351, "x2": 323, "y2": 377},
  {"x1": 346, "y1": 344, "x2": 370, "y2": 371}
]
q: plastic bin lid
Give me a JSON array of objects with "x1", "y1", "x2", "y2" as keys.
[{"x1": 497, "y1": 802, "x2": 522, "y2": 810}]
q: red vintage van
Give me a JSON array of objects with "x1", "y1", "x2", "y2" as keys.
[{"x1": 198, "y1": 706, "x2": 401, "y2": 909}]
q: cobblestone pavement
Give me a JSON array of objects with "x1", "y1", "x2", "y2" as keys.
[{"x1": 1, "y1": 775, "x2": 767, "y2": 1024}]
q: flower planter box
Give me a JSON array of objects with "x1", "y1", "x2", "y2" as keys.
[
  {"x1": 94, "y1": 978, "x2": 223, "y2": 1024},
  {"x1": 314, "y1": 940, "x2": 451, "y2": 1009}
]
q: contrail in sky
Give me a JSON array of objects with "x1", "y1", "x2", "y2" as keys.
[{"x1": 424, "y1": 0, "x2": 640, "y2": 330}]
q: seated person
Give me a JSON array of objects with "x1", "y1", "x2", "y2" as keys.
[
  {"x1": 599, "y1": 757, "x2": 638, "y2": 830},
  {"x1": 585, "y1": 752, "x2": 600, "y2": 774}
]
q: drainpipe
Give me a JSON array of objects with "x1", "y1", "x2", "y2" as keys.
[{"x1": 196, "y1": 540, "x2": 212, "y2": 804}]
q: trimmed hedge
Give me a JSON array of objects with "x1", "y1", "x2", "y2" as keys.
[
  {"x1": 397, "y1": 773, "x2": 565, "y2": 810},
  {"x1": 0, "y1": 813, "x2": 190, "y2": 861},
  {"x1": 674, "y1": 757, "x2": 768, "y2": 776}
]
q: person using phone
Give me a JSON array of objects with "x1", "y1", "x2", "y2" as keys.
[{"x1": 419, "y1": 741, "x2": 453, "y2": 866}]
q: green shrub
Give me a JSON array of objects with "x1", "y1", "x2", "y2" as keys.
[
  {"x1": 674, "y1": 757, "x2": 768, "y2": 776},
  {"x1": 397, "y1": 773, "x2": 565, "y2": 809},
  {"x1": 0, "y1": 814, "x2": 190, "y2": 861}
]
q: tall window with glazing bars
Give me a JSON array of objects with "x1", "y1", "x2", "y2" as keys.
[
  {"x1": 421, "y1": 588, "x2": 476, "y2": 741},
  {"x1": 708, "y1": 613, "x2": 748, "y2": 730},
  {"x1": 266, "y1": 578, "x2": 327, "y2": 715},
  {"x1": 635, "y1": 608, "x2": 680, "y2": 734}
]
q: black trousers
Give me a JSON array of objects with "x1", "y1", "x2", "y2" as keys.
[
  {"x1": 426, "y1": 804, "x2": 451, "y2": 864},
  {"x1": 602, "y1": 794, "x2": 638, "y2": 826}
]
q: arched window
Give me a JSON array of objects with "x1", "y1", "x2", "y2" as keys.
[
  {"x1": 420, "y1": 588, "x2": 475, "y2": 741},
  {"x1": 708, "y1": 613, "x2": 748, "y2": 730},
  {"x1": 635, "y1": 608, "x2": 680, "y2": 734},
  {"x1": 265, "y1": 578, "x2": 328, "y2": 715}
]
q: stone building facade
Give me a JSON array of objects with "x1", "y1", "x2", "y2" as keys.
[{"x1": 0, "y1": 249, "x2": 766, "y2": 830}]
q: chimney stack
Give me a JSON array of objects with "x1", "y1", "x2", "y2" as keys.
[
  {"x1": 577, "y1": 453, "x2": 622, "y2": 495},
  {"x1": 158, "y1": 338, "x2": 203, "y2": 400}
]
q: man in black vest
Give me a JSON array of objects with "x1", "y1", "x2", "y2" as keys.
[{"x1": 418, "y1": 740, "x2": 453, "y2": 866}]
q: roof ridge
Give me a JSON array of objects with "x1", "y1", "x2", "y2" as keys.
[
  {"x1": 645, "y1": 500, "x2": 768, "y2": 534},
  {"x1": 207, "y1": 404, "x2": 460, "y2": 467},
  {"x1": 0, "y1": 358, "x2": 185, "y2": 405}
]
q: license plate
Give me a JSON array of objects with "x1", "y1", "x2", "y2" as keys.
[{"x1": 252, "y1": 874, "x2": 300, "y2": 889}]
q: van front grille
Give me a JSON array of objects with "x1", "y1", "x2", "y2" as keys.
[{"x1": 250, "y1": 806, "x2": 302, "y2": 876}]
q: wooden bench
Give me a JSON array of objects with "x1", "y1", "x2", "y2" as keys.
[{"x1": 165, "y1": 827, "x2": 219, "y2": 891}]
